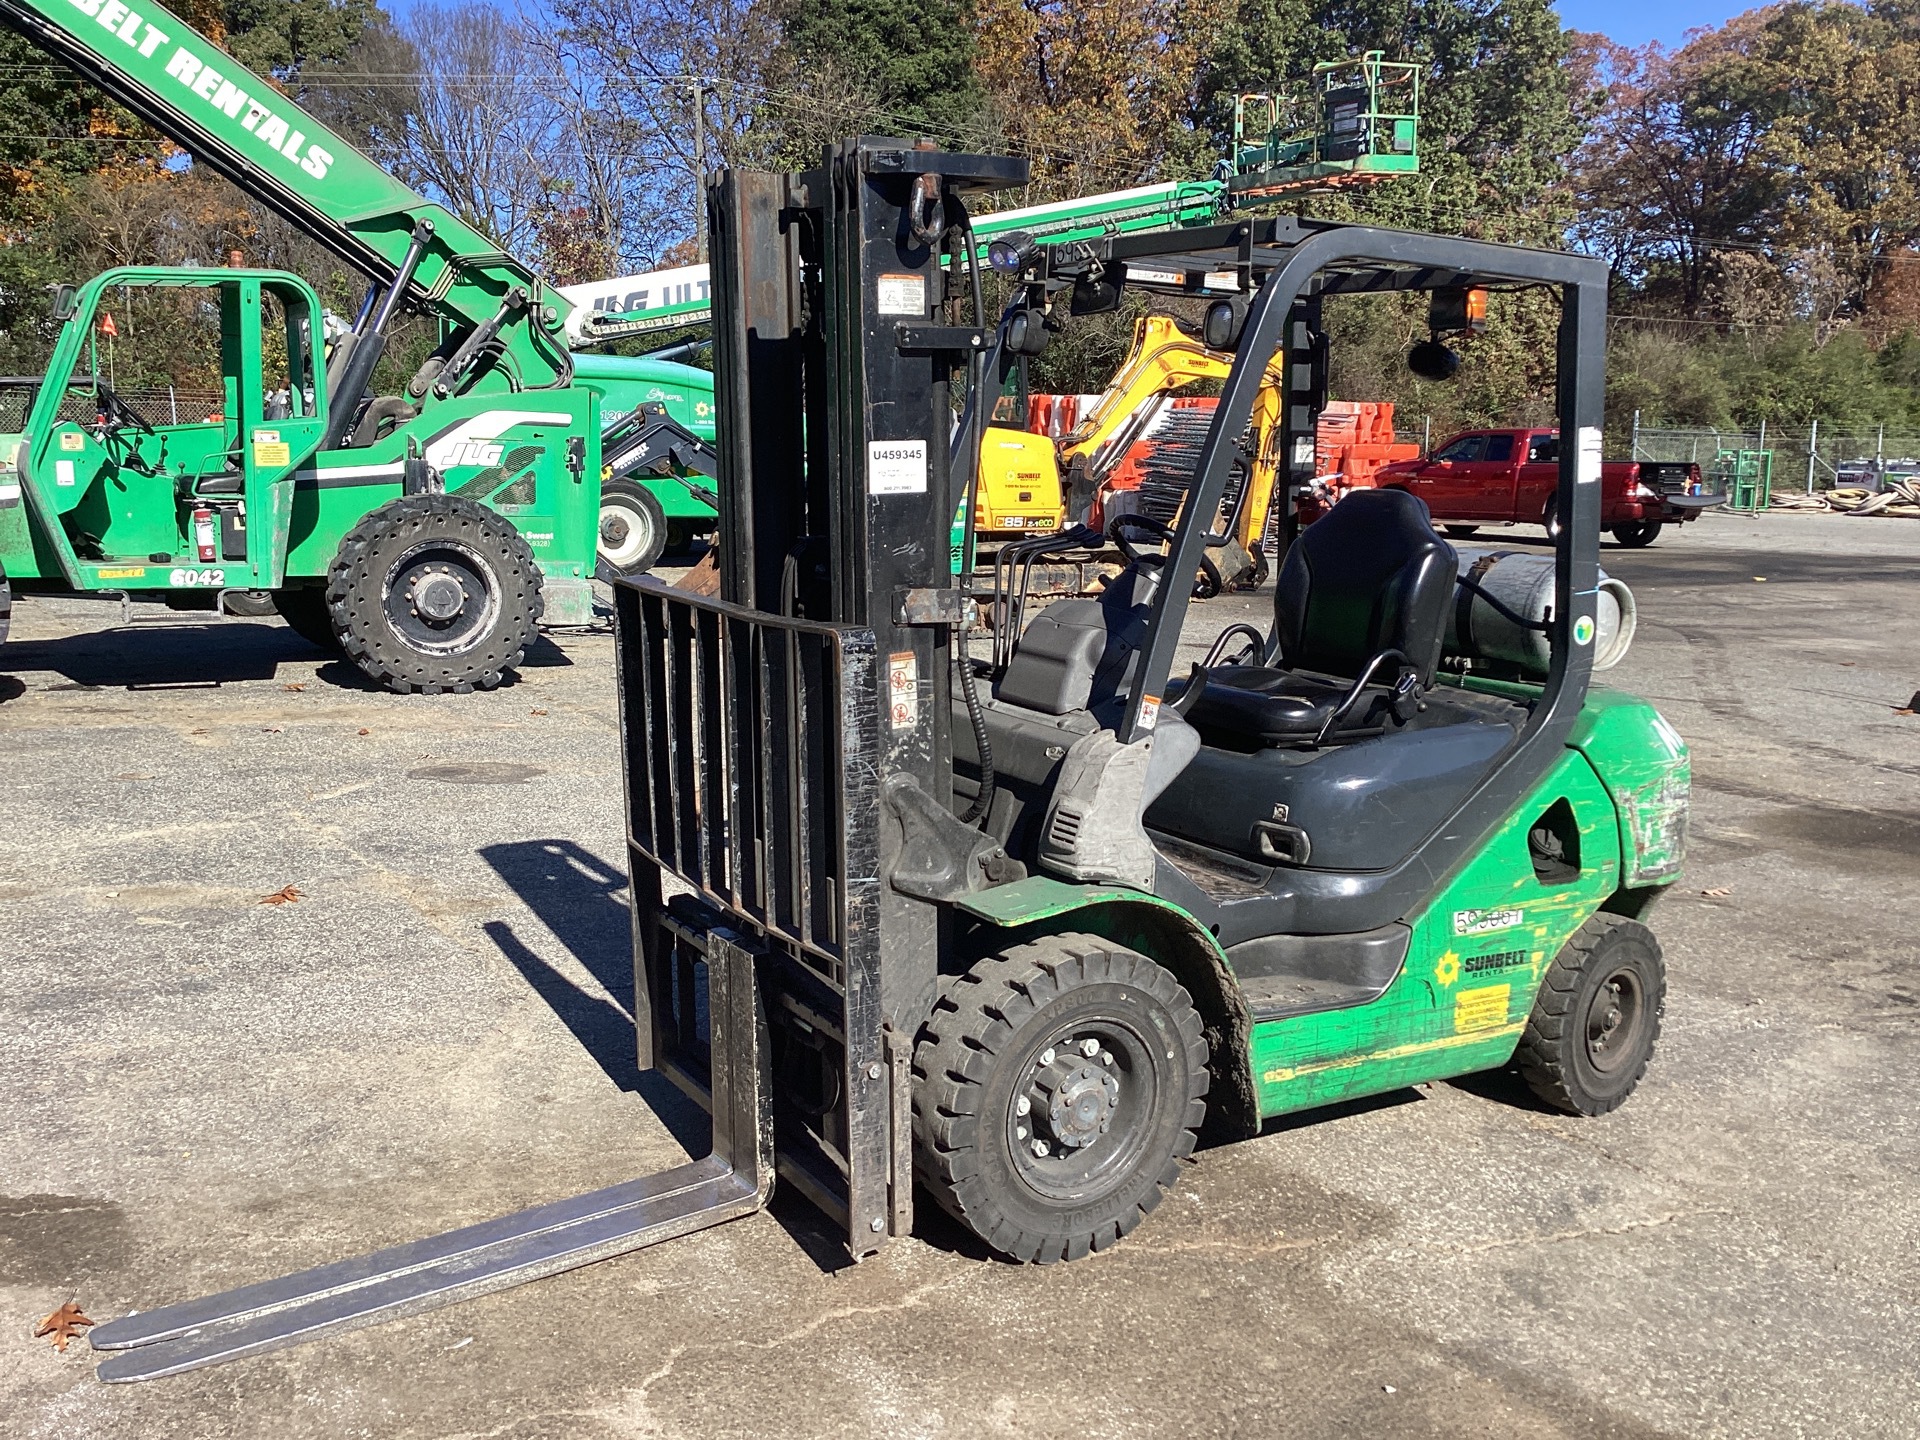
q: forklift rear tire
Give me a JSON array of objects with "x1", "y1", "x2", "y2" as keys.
[
  {"x1": 326, "y1": 494, "x2": 542, "y2": 695},
  {"x1": 1610, "y1": 520, "x2": 1664, "y2": 548},
  {"x1": 1514, "y1": 914, "x2": 1665, "y2": 1116},
  {"x1": 598, "y1": 479, "x2": 668, "y2": 577},
  {"x1": 913, "y1": 935, "x2": 1209, "y2": 1264},
  {"x1": 271, "y1": 587, "x2": 343, "y2": 653}
]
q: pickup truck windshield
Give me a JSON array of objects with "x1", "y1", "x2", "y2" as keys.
[{"x1": 1433, "y1": 434, "x2": 1485, "y2": 462}]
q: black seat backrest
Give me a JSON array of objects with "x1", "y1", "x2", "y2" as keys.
[{"x1": 1273, "y1": 488, "x2": 1454, "y2": 684}]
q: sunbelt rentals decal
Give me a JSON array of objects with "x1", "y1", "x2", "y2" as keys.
[{"x1": 62, "y1": 0, "x2": 337, "y2": 179}]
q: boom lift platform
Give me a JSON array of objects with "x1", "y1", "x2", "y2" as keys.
[{"x1": 89, "y1": 139, "x2": 1689, "y2": 1379}]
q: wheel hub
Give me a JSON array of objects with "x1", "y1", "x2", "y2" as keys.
[
  {"x1": 409, "y1": 569, "x2": 468, "y2": 623},
  {"x1": 1022, "y1": 1038, "x2": 1119, "y2": 1153},
  {"x1": 600, "y1": 511, "x2": 630, "y2": 546}
]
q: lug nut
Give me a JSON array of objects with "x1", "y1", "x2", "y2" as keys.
[
  {"x1": 1040, "y1": 1047, "x2": 1056, "y2": 1067},
  {"x1": 1015, "y1": 1095, "x2": 1030, "y2": 1116},
  {"x1": 1101, "y1": 1051, "x2": 1113, "y2": 1066},
  {"x1": 1081, "y1": 1038, "x2": 1100, "y2": 1057},
  {"x1": 1030, "y1": 1139, "x2": 1049, "y2": 1158}
]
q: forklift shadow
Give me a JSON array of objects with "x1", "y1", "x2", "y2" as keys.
[
  {"x1": 0, "y1": 675, "x2": 24, "y2": 703},
  {"x1": 478, "y1": 838, "x2": 708, "y2": 1156},
  {"x1": 1, "y1": 620, "x2": 315, "y2": 687}
]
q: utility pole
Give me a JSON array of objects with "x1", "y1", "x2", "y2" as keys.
[{"x1": 692, "y1": 78, "x2": 707, "y2": 261}]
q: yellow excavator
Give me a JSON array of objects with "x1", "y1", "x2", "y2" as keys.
[{"x1": 974, "y1": 315, "x2": 1288, "y2": 581}]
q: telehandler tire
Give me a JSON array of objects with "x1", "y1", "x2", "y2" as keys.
[
  {"x1": 271, "y1": 586, "x2": 343, "y2": 652},
  {"x1": 1515, "y1": 913, "x2": 1665, "y2": 1116},
  {"x1": 913, "y1": 934, "x2": 1209, "y2": 1264},
  {"x1": 597, "y1": 479, "x2": 668, "y2": 577},
  {"x1": 326, "y1": 493, "x2": 542, "y2": 695}
]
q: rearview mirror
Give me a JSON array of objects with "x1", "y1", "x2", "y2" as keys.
[{"x1": 47, "y1": 284, "x2": 79, "y2": 323}]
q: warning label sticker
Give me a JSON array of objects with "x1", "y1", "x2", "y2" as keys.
[
  {"x1": 876, "y1": 273, "x2": 926, "y2": 316},
  {"x1": 1454, "y1": 984, "x2": 1511, "y2": 1034},
  {"x1": 888, "y1": 651, "x2": 919, "y2": 730}
]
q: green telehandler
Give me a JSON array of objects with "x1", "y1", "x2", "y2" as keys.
[
  {"x1": 83, "y1": 138, "x2": 1690, "y2": 1379},
  {"x1": 0, "y1": 0, "x2": 716, "y2": 690}
]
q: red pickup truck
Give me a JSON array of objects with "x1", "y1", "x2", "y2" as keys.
[{"x1": 1375, "y1": 428, "x2": 1724, "y2": 546}]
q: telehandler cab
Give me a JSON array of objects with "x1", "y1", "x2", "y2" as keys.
[{"x1": 88, "y1": 140, "x2": 1690, "y2": 1380}]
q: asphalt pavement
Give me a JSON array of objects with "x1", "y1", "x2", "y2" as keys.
[{"x1": 1, "y1": 508, "x2": 1916, "y2": 1439}]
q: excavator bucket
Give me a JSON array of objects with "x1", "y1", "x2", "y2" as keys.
[{"x1": 87, "y1": 937, "x2": 773, "y2": 1382}]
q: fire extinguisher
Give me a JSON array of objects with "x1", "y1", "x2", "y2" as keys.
[{"x1": 192, "y1": 507, "x2": 217, "y2": 562}]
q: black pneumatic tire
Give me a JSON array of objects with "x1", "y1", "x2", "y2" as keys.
[
  {"x1": 1515, "y1": 913, "x2": 1666, "y2": 1116},
  {"x1": 1611, "y1": 519, "x2": 1664, "y2": 548},
  {"x1": 597, "y1": 479, "x2": 668, "y2": 577},
  {"x1": 326, "y1": 493, "x2": 542, "y2": 695},
  {"x1": 272, "y1": 586, "x2": 343, "y2": 652},
  {"x1": 1443, "y1": 524, "x2": 1480, "y2": 538},
  {"x1": 913, "y1": 935, "x2": 1209, "y2": 1264},
  {"x1": 1543, "y1": 497, "x2": 1564, "y2": 542}
]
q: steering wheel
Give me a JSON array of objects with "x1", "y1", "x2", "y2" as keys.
[
  {"x1": 1107, "y1": 512, "x2": 1176, "y2": 566},
  {"x1": 1105, "y1": 511, "x2": 1225, "y2": 598},
  {"x1": 93, "y1": 379, "x2": 156, "y2": 436}
]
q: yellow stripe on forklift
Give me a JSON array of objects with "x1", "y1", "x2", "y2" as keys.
[{"x1": 1260, "y1": 1022, "x2": 1526, "y2": 1085}]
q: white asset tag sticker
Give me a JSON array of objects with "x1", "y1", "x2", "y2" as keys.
[
  {"x1": 876, "y1": 272, "x2": 926, "y2": 316},
  {"x1": 1577, "y1": 426, "x2": 1603, "y2": 486},
  {"x1": 868, "y1": 439, "x2": 928, "y2": 495}
]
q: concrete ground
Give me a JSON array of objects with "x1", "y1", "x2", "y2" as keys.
[{"x1": 1, "y1": 508, "x2": 1916, "y2": 1439}]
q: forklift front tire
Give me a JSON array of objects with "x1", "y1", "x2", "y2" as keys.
[
  {"x1": 327, "y1": 493, "x2": 542, "y2": 695},
  {"x1": 913, "y1": 935, "x2": 1209, "y2": 1264},
  {"x1": 1515, "y1": 913, "x2": 1665, "y2": 1116}
]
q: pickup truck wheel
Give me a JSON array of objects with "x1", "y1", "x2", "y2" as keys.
[
  {"x1": 1443, "y1": 524, "x2": 1479, "y2": 539},
  {"x1": 326, "y1": 493, "x2": 542, "y2": 695},
  {"x1": 913, "y1": 935, "x2": 1209, "y2": 1264},
  {"x1": 1542, "y1": 497, "x2": 1563, "y2": 542},
  {"x1": 1610, "y1": 520, "x2": 1664, "y2": 548}
]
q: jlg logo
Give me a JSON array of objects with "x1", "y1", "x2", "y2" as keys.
[{"x1": 441, "y1": 441, "x2": 504, "y2": 468}]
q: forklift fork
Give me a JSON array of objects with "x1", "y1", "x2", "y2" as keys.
[{"x1": 89, "y1": 935, "x2": 773, "y2": 1382}]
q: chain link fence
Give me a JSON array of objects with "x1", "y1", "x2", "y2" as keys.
[
  {"x1": 0, "y1": 380, "x2": 226, "y2": 431},
  {"x1": 1629, "y1": 417, "x2": 1920, "y2": 495}
]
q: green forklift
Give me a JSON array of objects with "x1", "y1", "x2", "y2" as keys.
[{"x1": 87, "y1": 139, "x2": 1689, "y2": 1378}]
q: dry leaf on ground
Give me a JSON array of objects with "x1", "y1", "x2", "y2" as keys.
[
  {"x1": 357, "y1": 728, "x2": 371, "y2": 736},
  {"x1": 260, "y1": 884, "x2": 303, "y2": 906},
  {"x1": 283, "y1": 683, "x2": 306, "y2": 692},
  {"x1": 34, "y1": 1301, "x2": 94, "y2": 1352},
  {"x1": 1702, "y1": 887, "x2": 1733, "y2": 897}
]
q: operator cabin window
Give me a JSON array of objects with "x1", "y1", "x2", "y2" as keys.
[
  {"x1": 1433, "y1": 434, "x2": 1486, "y2": 462},
  {"x1": 1483, "y1": 434, "x2": 1514, "y2": 463},
  {"x1": 1528, "y1": 435, "x2": 1559, "y2": 464}
]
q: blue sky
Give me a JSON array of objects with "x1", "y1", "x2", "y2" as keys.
[{"x1": 1554, "y1": 0, "x2": 1740, "y2": 48}]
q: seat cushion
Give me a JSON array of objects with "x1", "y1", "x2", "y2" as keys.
[
  {"x1": 1171, "y1": 664, "x2": 1396, "y2": 749},
  {"x1": 194, "y1": 472, "x2": 245, "y2": 495}
]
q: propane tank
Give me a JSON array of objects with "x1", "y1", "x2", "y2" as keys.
[{"x1": 1445, "y1": 547, "x2": 1636, "y2": 675}]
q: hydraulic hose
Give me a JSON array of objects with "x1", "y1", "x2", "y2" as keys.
[{"x1": 954, "y1": 216, "x2": 997, "y2": 827}]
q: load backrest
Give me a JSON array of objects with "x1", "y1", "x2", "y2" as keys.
[{"x1": 1273, "y1": 488, "x2": 1454, "y2": 683}]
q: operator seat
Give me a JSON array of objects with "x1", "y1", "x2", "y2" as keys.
[{"x1": 1176, "y1": 488, "x2": 1455, "y2": 749}]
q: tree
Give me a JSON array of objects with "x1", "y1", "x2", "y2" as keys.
[{"x1": 769, "y1": 0, "x2": 983, "y2": 147}]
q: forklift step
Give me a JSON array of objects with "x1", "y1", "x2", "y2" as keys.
[{"x1": 92, "y1": 934, "x2": 773, "y2": 1382}]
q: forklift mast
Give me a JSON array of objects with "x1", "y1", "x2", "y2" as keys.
[{"x1": 620, "y1": 139, "x2": 1028, "y2": 1252}]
